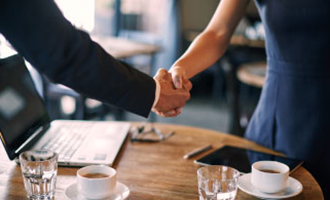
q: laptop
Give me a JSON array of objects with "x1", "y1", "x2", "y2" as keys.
[{"x1": 0, "y1": 54, "x2": 131, "y2": 167}]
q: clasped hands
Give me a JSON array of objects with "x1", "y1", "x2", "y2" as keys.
[{"x1": 152, "y1": 67, "x2": 191, "y2": 117}]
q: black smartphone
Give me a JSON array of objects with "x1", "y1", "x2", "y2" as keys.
[{"x1": 194, "y1": 146, "x2": 304, "y2": 174}]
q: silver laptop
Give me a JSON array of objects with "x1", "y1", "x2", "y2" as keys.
[{"x1": 0, "y1": 54, "x2": 130, "y2": 167}]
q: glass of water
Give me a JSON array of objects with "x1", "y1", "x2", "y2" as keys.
[
  {"x1": 19, "y1": 150, "x2": 58, "y2": 200},
  {"x1": 197, "y1": 165, "x2": 240, "y2": 200}
]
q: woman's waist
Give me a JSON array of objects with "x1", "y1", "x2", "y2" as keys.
[{"x1": 267, "y1": 57, "x2": 330, "y2": 77}]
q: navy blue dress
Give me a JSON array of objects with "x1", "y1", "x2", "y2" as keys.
[{"x1": 245, "y1": 0, "x2": 330, "y2": 195}]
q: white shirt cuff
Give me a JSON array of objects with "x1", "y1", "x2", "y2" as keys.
[{"x1": 152, "y1": 79, "x2": 161, "y2": 108}]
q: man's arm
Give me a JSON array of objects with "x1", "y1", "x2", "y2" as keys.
[{"x1": 0, "y1": 0, "x2": 156, "y2": 117}]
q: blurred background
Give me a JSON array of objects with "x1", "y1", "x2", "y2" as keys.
[{"x1": 0, "y1": 0, "x2": 267, "y2": 137}]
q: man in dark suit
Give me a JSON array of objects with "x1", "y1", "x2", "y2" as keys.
[{"x1": 0, "y1": 0, "x2": 191, "y2": 118}]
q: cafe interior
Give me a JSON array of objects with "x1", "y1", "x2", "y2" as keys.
[
  {"x1": 0, "y1": 0, "x2": 327, "y2": 199},
  {"x1": 27, "y1": 0, "x2": 266, "y2": 136}
]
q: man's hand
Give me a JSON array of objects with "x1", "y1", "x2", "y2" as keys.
[{"x1": 152, "y1": 68, "x2": 192, "y2": 117}]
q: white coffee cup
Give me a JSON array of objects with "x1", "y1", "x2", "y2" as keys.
[
  {"x1": 77, "y1": 165, "x2": 117, "y2": 199},
  {"x1": 251, "y1": 161, "x2": 289, "y2": 193}
]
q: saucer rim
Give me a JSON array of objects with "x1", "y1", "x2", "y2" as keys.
[
  {"x1": 238, "y1": 173, "x2": 303, "y2": 199},
  {"x1": 65, "y1": 181, "x2": 130, "y2": 200}
]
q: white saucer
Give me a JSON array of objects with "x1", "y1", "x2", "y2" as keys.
[
  {"x1": 65, "y1": 182, "x2": 130, "y2": 200},
  {"x1": 238, "y1": 173, "x2": 303, "y2": 199}
]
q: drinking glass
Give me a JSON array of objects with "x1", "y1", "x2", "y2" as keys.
[
  {"x1": 19, "y1": 150, "x2": 58, "y2": 200},
  {"x1": 197, "y1": 165, "x2": 240, "y2": 200}
]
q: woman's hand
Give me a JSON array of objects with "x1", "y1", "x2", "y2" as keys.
[{"x1": 169, "y1": 66, "x2": 191, "y2": 90}]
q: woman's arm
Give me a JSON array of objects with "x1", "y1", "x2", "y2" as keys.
[{"x1": 170, "y1": 0, "x2": 250, "y2": 87}]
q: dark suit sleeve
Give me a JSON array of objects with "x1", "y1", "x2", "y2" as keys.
[{"x1": 0, "y1": 0, "x2": 156, "y2": 118}]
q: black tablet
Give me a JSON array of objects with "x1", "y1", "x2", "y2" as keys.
[{"x1": 194, "y1": 146, "x2": 304, "y2": 174}]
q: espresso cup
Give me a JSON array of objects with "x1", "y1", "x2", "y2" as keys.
[
  {"x1": 77, "y1": 165, "x2": 117, "y2": 199},
  {"x1": 251, "y1": 161, "x2": 289, "y2": 193}
]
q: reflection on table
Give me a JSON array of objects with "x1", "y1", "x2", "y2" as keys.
[{"x1": 0, "y1": 122, "x2": 323, "y2": 199}]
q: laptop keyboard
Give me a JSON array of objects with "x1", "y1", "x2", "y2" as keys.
[{"x1": 41, "y1": 122, "x2": 93, "y2": 161}]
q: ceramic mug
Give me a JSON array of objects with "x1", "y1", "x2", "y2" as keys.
[
  {"x1": 77, "y1": 165, "x2": 117, "y2": 199},
  {"x1": 251, "y1": 161, "x2": 289, "y2": 193}
]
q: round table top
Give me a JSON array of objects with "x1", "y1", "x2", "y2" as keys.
[
  {"x1": 0, "y1": 122, "x2": 324, "y2": 199},
  {"x1": 237, "y1": 61, "x2": 267, "y2": 88}
]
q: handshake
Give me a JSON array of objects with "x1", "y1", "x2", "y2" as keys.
[{"x1": 152, "y1": 67, "x2": 192, "y2": 117}]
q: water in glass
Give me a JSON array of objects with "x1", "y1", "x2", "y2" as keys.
[
  {"x1": 20, "y1": 150, "x2": 58, "y2": 200},
  {"x1": 22, "y1": 170, "x2": 57, "y2": 199},
  {"x1": 197, "y1": 165, "x2": 240, "y2": 200}
]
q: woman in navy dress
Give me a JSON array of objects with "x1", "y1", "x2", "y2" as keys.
[{"x1": 167, "y1": 0, "x2": 330, "y2": 197}]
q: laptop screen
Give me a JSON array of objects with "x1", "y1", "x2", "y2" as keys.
[{"x1": 0, "y1": 55, "x2": 50, "y2": 159}]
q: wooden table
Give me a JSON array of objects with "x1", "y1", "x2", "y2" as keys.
[
  {"x1": 0, "y1": 122, "x2": 323, "y2": 199},
  {"x1": 91, "y1": 35, "x2": 160, "y2": 60},
  {"x1": 237, "y1": 61, "x2": 267, "y2": 88}
]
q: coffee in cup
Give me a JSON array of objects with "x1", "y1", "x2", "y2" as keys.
[
  {"x1": 81, "y1": 173, "x2": 110, "y2": 179},
  {"x1": 251, "y1": 161, "x2": 289, "y2": 193},
  {"x1": 77, "y1": 165, "x2": 117, "y2": 199},
  {"x1": 259, "y1": 169, "x2": 280, "y2": 173}
]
